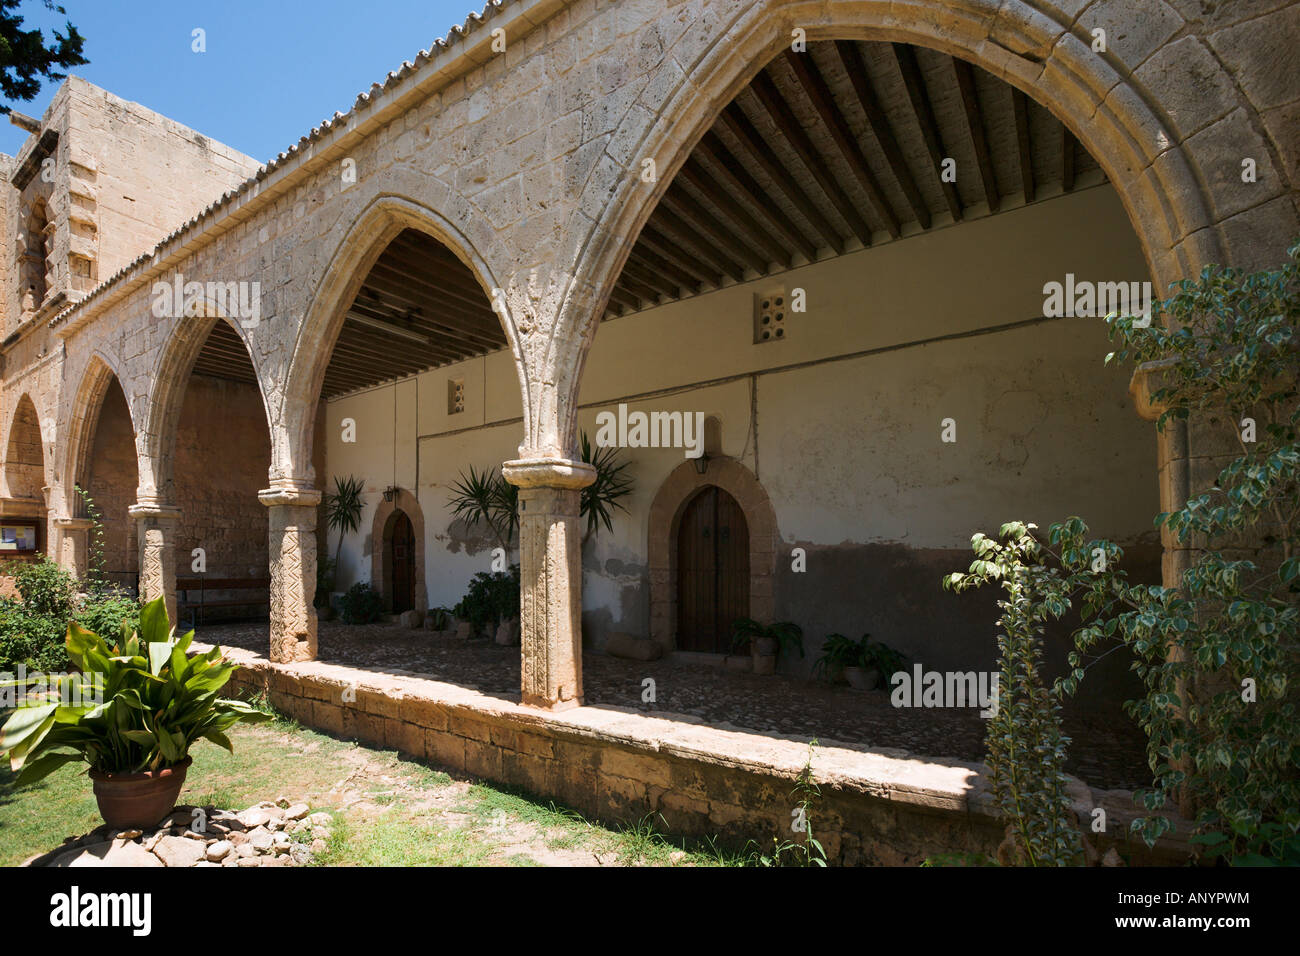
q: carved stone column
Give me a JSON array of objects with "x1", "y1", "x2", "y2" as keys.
[
  {"x1": 502, "y1": 458, "x2": 595, "y2": 710},
  {"x1": 53, "y1": 516, "x2": 94, "y2": 579},
  {"x1": 259, "y1": 482, "x2": 322, "y2": 663},
  {"x1": 129, "y1": 502, "x2": 182, "y2": 624}
]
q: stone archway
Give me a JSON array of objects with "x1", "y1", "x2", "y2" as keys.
[
  {"x1": 647, "y1": 458, "x2": 778, "y2": 653},
  {"x1": 370, "y1": 488, "x2": 427, "y2": 614}
]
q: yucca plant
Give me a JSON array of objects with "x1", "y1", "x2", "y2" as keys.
[
  {"x1": 579, "y1": 430, "x2": 634, "y2": 545},
  {"x1": 325, "y1": 474, "x2": 365, "y2": 579},
  {"x1": 0, "y1": 595, "x2": 269, "y2": 785},
  {"x1": 448, "y1": 464, "x2": 516, "y2": 553}
]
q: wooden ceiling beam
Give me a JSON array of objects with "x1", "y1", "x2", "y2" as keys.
[
  {"x1": 950, "y1": 56, "x2": 999, "y2": 213},
  {"x1": 719, "y1": 104, "x2": 845, "y2": 254},
  {"x1": 626, "y1": 241, "x2": 705, "y2": 294},
  {"x1": 677, "y1": 158, "x2": 793, "y2": 268},
  {"x1": 889, "y1": 43, "x2": 963, "y2": 222},
  {"x1": 660, "y1": 187, "x2": 770, "y2": 275},
  {"x1": 650, "y1": 204, "x2": 746, "y2": 283},
  {"x1": 1011, "y1": 87, "x2": 1034, "y2": 202},
  {"x1": 346, "y1": 300, "x2": 493, "y2": 356},
  {"x1": 607, "y1": 285, "x2": 643, "y2": 313},
  {"x1": 749, "y1": 69, "x2": 877, "y2": 244},
  {"x1": 696, "y1": 133, "x2": 818, "y2": 261},
  {"x1": 615, "y1": 267, "x2": 665, "y2": 305},
  {"x1": 619, "y1": 258, "x2": 680, "y2": 300},
  {"x1": 834, "y1": 41, "x2": 930, "y2": 229},
  {"x1": 1062, "y1": 123, "x2": 1076, "y2": 192},
  {"x1": 637, "y1": 227, "x2": 719, "y2": 287}
]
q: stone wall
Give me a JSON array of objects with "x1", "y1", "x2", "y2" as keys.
[
  {"x1": 84, "y1": 377, "x2": 137, "y2": 585},
  {"x1": 3, "y1": 394, "x2": 44, "y2": 500},
  {"x1": 174, "y1": 374, "x2": 270, "y2": 579},
  {"x1": 212, "y1": 641, "x2": 1192, "y2": 865}
]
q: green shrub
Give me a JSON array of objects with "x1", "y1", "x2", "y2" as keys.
[
  {"x1": 0, "y1": 559, "x2": 142, "y2": 676},
  {"x1": 75, "y1": 589, "x2": 141, "y2": 643},
  {"x1": 339, "y1": 582, "x2": 384, "y2": 625},
  {"x1": 453, "y1": 566, "x2": 520, "y2": 636},
  {"x1": 945, "y1": 523, "x2": 1084, "y2": 867}
]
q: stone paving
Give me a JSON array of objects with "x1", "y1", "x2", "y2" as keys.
[
  {"x1": 24, "y1": 801, "x2": 335, "y2": 868},
  {"x1": 207, "y1": 619, "x2": 1151, "y2": 791}
]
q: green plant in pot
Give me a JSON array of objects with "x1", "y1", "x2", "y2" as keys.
[
  {"x1": 0, "y1": 596, "x2": 270, "y2": 829},
  {"x1": 814, "y1": 633, "x2": 905, "y2": 689},
  {"x1": 731, "y1": 618, "x2": 803, "y2": 676}
]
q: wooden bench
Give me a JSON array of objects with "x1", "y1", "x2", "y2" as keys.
[{"x1": 176, "y1": 576, "x2": 270, "y2": 628}]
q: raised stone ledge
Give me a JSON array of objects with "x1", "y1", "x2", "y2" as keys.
[{"x1": 196, "y1": 640, "x2": 1193, "y2": 865}]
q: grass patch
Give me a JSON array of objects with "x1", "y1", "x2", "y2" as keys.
[{"x1": 0, "y1": 717, "x2": 745, "y2": 867}]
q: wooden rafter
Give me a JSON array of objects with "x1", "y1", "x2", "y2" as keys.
[
  {"x1": 749, "y1": 69, "x2": 876, "y2": 244},
  {"x1": 1011, "y1": 87, "x2": 1034, "y2": 202},
  {"x1": 950, "y1": 56, "x2": 999, "y2": 213},
  {"x1": 833, "y1": 41, "x2": 929, "y2": 229},
  {"x1": 781, "y1": 49, "x2": 901, "y2": 238},
  {"x1": 696, "y1": 133, "x2": 818, "y2": 261},
  {"x1": 889, "y1": 43, "x2": 962, "y2": 221},
  {"x1": 719, "y1": 104, "x2": 845, "y2": 254}
]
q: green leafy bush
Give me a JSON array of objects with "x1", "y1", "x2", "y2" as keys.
[
  {"x1": 0, "y1": 595, "x2": 269, "y2": 783},
  {"x1": 0, "y1": 559, "x2": 142, "y2": 675},
  {"x1": 945, "y1": 523, "x2": 1084, "y2": 867},
  {"x1": 339, "y1": 582, "x2": 383, "y2": 625},
  {"x1": 454, "y1": 566, "x2": 520, "y2": 636}
]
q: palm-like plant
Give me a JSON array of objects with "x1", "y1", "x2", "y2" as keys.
[
  {"x1": 579, "y1": 430, "x2": 633, "y2": 545},
  {"x1": 448, "y1": 432, "x2": 633, "y2": 554},
  {"x1": 0, "y1": 596, "x2": 269, "y2": 784},
  {"x1": 325, "y1": 475, "x2": 365, "y2": 579},
  {"x1": 448, "y1": 464, "x2": 515, "y2": 553}
]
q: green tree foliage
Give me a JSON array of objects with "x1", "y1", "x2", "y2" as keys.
[
  {"x1": 0, "y1": 1, "x2": 87, "y2": 113},
  {"x1": 945, "y1": 523, "x2": 1084, "y2": 866}
]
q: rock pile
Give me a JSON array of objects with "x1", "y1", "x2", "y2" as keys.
[{"x1": 23, "y1": 799, "x2": 335, "y2": 868}]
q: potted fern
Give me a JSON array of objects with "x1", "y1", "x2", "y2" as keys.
[
  {"x1": 731, "y1": 618, "x2": 803, "y2": 675},
  {"x1": 0, "y1": 596, "x2": 269, "y2": 828}
]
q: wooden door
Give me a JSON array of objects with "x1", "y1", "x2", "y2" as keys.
[
  {"x1": 676, "y1": 486, "x2": 749, "y2": 652},
  {"x1": 390, "y1": 511, "x2": 415, "y2": 613}
]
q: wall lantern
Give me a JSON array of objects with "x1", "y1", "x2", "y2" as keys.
[
  {"x1": 692, "y1": 452, "x2": 710, "y2": 476},
  {"x1": 383, "y1": 486, "x2": 397, "y2": 502}
]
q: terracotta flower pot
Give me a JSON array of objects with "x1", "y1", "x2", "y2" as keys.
[{"x1": 88, "y1": 757, "x2": 192, "y2": 829}]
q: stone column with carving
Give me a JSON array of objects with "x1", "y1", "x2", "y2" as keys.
[
  {"x1": 502, "y1": 458, "x2": 595, "y2": 710},
  {"x1": 259, "y1": 482, "x2": 322, "y2": 663},
  {"x1": 129, "y1": 502, "x2": 181, "y2": 624},
  {"x1": 53, "y1": 516, "x2": 94, "y2": 579}
]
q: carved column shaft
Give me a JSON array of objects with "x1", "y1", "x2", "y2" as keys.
[
  {"x1": 129, "y1": 503, "x2": 181, "y2": 625},
  {"x1": 260, "y1": 484, "x2": 321, "y2": 663},
  {"x1": 504, "y1": 458, "x2": 595, "y2": 710}
]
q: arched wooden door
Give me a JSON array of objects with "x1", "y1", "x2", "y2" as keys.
[
  {"x1": 389, "y1": 511, "x2": 415, "y2": 613},
  {"x1": 676, "y1": 486, "x2": 749, "y2": 652}
]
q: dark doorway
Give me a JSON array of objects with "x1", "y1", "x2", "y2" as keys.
[
  {"x1": 389, "y1": 510, "x2": 415, "y2": 613},
  {"x1": 676, "y1": 486, "x2": 749, "y2": 652}
]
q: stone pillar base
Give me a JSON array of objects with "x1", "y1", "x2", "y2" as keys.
[
  {"x1": 260, "y1": 484, "x2": 322, "y2": 664},
  {"x1": 504, "y1": 458, "x2": 595, "y2": 711}
]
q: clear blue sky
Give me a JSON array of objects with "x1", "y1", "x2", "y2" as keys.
[{"x1": 1, "y1": 0, "x2": 487, "y2": 161}]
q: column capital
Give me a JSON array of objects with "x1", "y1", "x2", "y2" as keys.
[
  {"x1": 52, "y1": 516, "x2": 94, "y2": 530},
  {"x1": 259, "y1": 482, "x2": 322, "y2": 508},
  {"x1": 128, "y1": 501, "x2": 182, "y2": 521},
  {"x1": 502, "y1": 457, "x2": 595, "y2": 490}
]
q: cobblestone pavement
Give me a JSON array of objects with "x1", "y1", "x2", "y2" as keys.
[{"x1": 207, "y1": 620, "x2": 1151, "y2": 791}]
